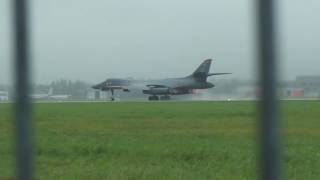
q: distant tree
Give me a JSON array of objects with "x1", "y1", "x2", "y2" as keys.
[{"x1": 49, "y1": 79, "x2": 91, "y2": 99}]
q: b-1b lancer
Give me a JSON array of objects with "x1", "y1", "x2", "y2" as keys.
[{"x1": 92, "y1": 59, "x2": 231, "y2": 101}]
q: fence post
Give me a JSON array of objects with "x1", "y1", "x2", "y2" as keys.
[
  {"x1": 13, "y1": 0, "x2": 33, "y2": 179},
  {"x1": 257, "y1": 0, "x2": 281, "y2": 180}
]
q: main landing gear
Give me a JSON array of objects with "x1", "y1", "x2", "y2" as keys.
[
  {"x1": 160, "y1": 95, "x2": 170, "y2": 100},
  {"x1": 148, "y1": 95, "x2": 159, "y2": 101},
  {"x1": 148, "y1": 95, "x2": 171, "y2": 101}
]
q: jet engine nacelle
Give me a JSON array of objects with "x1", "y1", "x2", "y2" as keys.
[
  {"x1": 143, "y1": 88, "x2": 170, "y2": 95},
  {"x1": 171, "y1": 89, "x2": 194, "y2": 95}
]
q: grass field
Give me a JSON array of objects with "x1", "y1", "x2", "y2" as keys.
[{"x1": 0, "y1": 101, "x2": 320, "y2": 179}]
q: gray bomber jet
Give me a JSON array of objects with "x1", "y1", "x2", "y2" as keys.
[{"x1": 92, "y1": 59, "x2": 231, "y2": 101}]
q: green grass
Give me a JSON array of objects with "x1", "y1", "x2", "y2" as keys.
[{"x1": 0, "y1": 101, "x2": 320, "y2": 179}]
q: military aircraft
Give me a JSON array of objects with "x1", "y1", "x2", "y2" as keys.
[{"x1": 92, "y1": 59, "x2": 231, "y2": 101}]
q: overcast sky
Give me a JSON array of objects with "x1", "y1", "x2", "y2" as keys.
[{"x1": 1, "y1": 0, "x2": 319, "y2": 84}]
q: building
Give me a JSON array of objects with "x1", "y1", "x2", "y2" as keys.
[
  {"x1": 296, "y1": 76, "x2": 320, "y2": 97},
  {"x1": 0, "y1": 91, "x2": 9, "y2": 101}
]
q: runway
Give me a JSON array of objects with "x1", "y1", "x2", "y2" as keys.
[{"x1": 1, "y1": 97, "x2": 319, "y2": 104}]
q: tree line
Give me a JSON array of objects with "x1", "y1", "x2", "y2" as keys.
[{"x1": 33, "y1": 79, "x2": 92, "y2": 99}]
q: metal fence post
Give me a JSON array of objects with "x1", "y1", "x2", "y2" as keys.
[
  {"x1": 257, "y1": 0, "x2": 281, "y2": 180},
  {"x1": 13, "y1": 0, "x2": 34, "y2": 179}
]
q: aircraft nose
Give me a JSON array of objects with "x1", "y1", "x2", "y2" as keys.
[{"x1": 92, "y1": 83, "x2": 101, "y2": 89}]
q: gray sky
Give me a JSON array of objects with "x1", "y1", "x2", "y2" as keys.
[{"x1": 1, "y1": 0, "x2": 319, "y2": 84}]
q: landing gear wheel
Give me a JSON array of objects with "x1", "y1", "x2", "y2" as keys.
[
  {"x1": 148, "y1": 95, "x2": 159, "y2": 101},
  {"x1": 111, "y1": 97, "x2": 115, "y2": 101},
  {"x1": 160, "y1": 95, "x2": 171, "y2": 100}
]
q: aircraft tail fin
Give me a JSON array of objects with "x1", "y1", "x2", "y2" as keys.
[
  {"x1": 191, "y1": 59, "x2": 231, "y2": 81},
  {"x1": 192, "y1": 59, "x2": 212, "y2": 81}
]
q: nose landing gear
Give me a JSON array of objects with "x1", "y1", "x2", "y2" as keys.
[{"x1": 110, "y1": 89, "x2": 115, "y2": 101}]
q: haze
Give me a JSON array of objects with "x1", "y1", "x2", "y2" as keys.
[{"x1": 1, "y1": 0, "x2": 319, "y2": 85}]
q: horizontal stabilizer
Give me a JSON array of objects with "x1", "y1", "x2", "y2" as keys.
[{"x1": 207, "y1": 73, "x2": 232, "y2": 76}]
